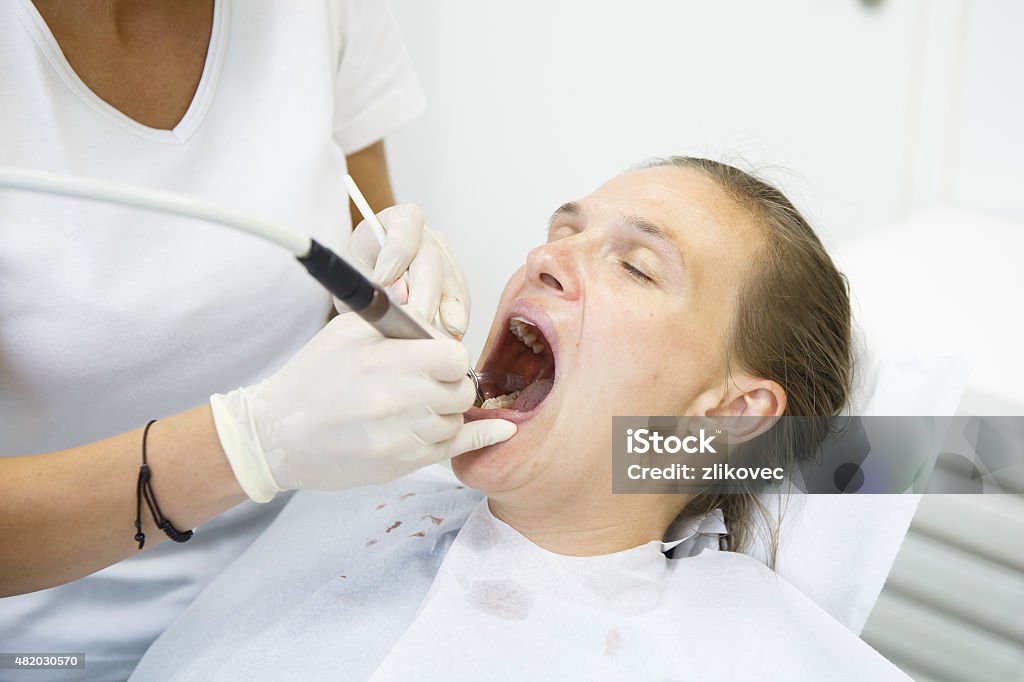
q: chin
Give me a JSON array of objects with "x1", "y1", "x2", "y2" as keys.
[{"x1": 452, "y1": 420, "x2": 549, "y2": 494}]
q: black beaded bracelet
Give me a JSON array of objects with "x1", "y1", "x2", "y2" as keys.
[{"x1": 134, "y1": 420, "x2": 194, "y2": 549}]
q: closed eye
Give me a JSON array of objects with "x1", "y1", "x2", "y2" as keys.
[{"x1": 620, "y1": 260, "x2": 654, "y2": 283}]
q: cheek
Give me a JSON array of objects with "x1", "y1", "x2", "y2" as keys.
[
  {"x1": 576, "y1": 308, "x2": 716, "y2": 412},
  {"x1": 574, "y1": 319, "x2": 666, "y2": 406}
]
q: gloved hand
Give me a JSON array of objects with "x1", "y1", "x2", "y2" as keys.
[
  {"x1": 210, "y1": 312, "x2": 515, "y2": 502},
  {"x1": 341, "y1": 203, "x2": 470, "y2": 338}
]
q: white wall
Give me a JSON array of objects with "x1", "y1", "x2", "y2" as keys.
[
  {"x1": 947, "y1": 1, "x2": 1024, "y2": 220},
  {"x1": 386, "y1": 0, "x2": 925, "y2": 357},
  {"x1": 383, "y1": 0, "x2": 1020, "y2": 360}
]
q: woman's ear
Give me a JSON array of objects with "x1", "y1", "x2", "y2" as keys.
[{"x1": 706, "y1": 376, "x2": 787, "y2": 444}]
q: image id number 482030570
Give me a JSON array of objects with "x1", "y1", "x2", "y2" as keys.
[{"x1": 0, "y1": 653, "x2": 85, "y2": 669}]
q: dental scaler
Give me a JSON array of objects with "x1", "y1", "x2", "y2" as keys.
[{"x1": 0, "y1": 166, "x2": 491, "y2": 405}]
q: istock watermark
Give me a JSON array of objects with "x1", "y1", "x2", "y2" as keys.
[
  {"x1": 611, "y1": 415, "x2": 1024, "y2": 494},
  {"x1": 625, "y1": 428, "x2": 719, "y2": 455}
]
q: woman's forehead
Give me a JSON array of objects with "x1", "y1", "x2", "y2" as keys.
[{"x1": 577, "y1": 167, "x2": 762, "y2": 256}]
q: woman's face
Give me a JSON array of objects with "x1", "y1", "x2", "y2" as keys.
[{"x1": 456, "y1": 166, "x2": 765, "y2": 505}]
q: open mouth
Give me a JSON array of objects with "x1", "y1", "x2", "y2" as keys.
[{"x1": 475, "y1": 314, "x2": 557, "y2": 415}]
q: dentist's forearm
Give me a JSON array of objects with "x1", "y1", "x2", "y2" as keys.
[
  {"x1": 345, "y1": 140, "x2": 396, "y2": 226},
  {"x1": 0, "y1": 406, "x2": 247, "y2": 597}
]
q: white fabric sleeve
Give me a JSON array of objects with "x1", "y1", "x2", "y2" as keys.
[{"x1": 330, "y1": 0, "x2": 427, "y2": 153}]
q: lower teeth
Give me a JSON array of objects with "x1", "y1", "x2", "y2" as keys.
[{"x1": 480, "y1": 391, "x2": 520, "y2": 410}]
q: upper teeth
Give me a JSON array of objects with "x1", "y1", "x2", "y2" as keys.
[{"x1": 510, "y1": 317, "x2": 545, "y2": 354}]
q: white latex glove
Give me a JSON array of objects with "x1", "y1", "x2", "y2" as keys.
[
  {"x1": 210, "y1": 312, "x2": 516, "y2": 502},
  {"x1": 342, "y1": 203, "x2": 470, "y2": 338}
]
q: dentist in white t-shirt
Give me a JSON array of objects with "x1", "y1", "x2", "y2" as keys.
[{"x1": 0, "y1": 1, "x2": 515, "y2": 678}]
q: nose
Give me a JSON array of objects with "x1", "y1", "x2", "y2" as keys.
[{"x1": 525, "y1": 239, "x2": 581, "y2": 300}]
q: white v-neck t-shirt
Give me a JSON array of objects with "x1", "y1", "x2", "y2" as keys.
[{"x1": 0, "y1": 0, "x2": 425, "y2": 678}]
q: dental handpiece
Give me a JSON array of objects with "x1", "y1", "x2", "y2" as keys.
[
  {"x1": 299, "y1": 239, "x2": 487, "y2": 405},
  {"x1": 341, "y1": 176, "x2": 487, "y2": 406},
  {"x1": 0, "y1": 166, "x2": 488, "y2": 405}
]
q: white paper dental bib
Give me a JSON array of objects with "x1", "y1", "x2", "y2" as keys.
[
  {"x1": 132, "y1": 471, "x2": 907, "y2": 681},
  {"x1": 368, "y1": 501, "x2": 907, "y2": 682}
]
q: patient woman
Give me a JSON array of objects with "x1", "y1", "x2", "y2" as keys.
[{"x1": 131, "y1": 159, "x2": 907, "y2": 681}]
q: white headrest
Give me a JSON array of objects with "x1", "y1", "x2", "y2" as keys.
[{"x1": 743, "y1": 212, "x2": 977, "y2": 633}]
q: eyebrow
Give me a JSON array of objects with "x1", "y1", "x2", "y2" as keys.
[
  {"x1": 549, "y1": 201, "x2": 683, "y2": 265},
  {"x1": 548, "y1": 201, "x2": 582, "y2": 227}
]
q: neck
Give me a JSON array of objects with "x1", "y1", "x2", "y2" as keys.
[{"x1": 486, "y1": 493, "x2": 688, "y2": 557}]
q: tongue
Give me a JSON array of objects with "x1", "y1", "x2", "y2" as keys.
[{"x1": 512, "y1": 378, "x2": 554, "y2": 412}]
